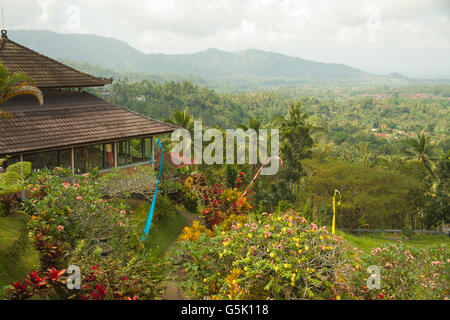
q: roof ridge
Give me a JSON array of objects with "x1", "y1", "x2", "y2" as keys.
[
  {"x1": 0, "y1": 30, "x2": 113, "y2": 88},
  {"x1": 4, "y1": 37, "x2": 113, "y2": 84}
]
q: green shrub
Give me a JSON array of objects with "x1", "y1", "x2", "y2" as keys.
[
  {"x1": 342, "y1": 242, "x2": 449, "y2": 300},
  {"x1": 170, "y1": 210, "x2": 352, "y2": 300}
]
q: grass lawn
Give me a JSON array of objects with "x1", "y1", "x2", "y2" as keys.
[
  {"x1": 129, "y1": 199, "x2": 187, "y2": 256},
  {"x1": 0, "y1": 214, "x2": 40, "y2": 288},
  {"x1": 339, "y1": 231, "x2": 450, "y2": 253}
]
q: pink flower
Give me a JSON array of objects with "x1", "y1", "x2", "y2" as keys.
[
  {"x1": 120, "y1": 210, "x2": 126, "y2": 214},
  {"x1": 32, "y1": 200, "x2": 37, "y2": 204},
  {"x1": 57, "y1": 225, "x2": 64, "y2": 231},
  {"x1": 73, "y1": 183, "x2": 80, "y2": 189},
  {"x1": 118, "y1": 222, "x2": 123, "y2": 227},
  {"x1": 76, "y1": 196, "x2": 82, "y2": 200}
]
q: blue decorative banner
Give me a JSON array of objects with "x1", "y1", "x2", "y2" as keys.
[{"x1": 141, "y1": 139, "x2": 163, "y2": 242}]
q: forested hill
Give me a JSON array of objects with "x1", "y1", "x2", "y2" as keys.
[{"x1": 10, "y1": 29, "x2": 373, "y2": 80}]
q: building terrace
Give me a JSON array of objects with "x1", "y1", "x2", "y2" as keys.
[{"x1": 0, "y1": 30, "x2": 178, "y2": 173}]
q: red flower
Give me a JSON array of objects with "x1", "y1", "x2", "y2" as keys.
[
  {"x1": 90, "y1": 284, "x2": 106, "y2": 300},
  {"x1": 121, "y1": 277, "x2": 129, "y2": 281},
  {"x1": 11, "y1": 281, "x2": 28, "y2": 292},
  {"x1": 378, "y1": 294, "x2": 385, "y2": 299},
  {"x1": 28, "y1": 271, "x2": 45, "y2": 285},
  {"x1": 126, "y1": 296, "x2": 138, "y2": 300},
  {"x1": 46, "y1": 267, "x2": 66, "y2": 282}
]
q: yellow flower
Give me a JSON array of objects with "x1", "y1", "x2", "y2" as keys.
[
  {"x1": 290, "y1": 282, "x2": 295, "y2": 287},
  {"x1": 305, "y1": 246, "x2": 309, "y2": 251},
  {"x1": 221, "y1": 231, "x2": 226, "y2": 235},
  {"x1": 270, "y1": 252, "x2": 275, "y2": 258},
  {"x1": 223, "y1": 241, "x2": 230, "y2": 247},
  {"x1": 248, "y1": 233, "x2": 252, "y2": 239},
  {"x1": 336, "y1": 296, "x2": 341, "y2": 300},
  {"x1": 244, "y1": 266, "x2": 248, "y2": 271}
]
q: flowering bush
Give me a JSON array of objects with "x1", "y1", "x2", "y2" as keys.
[
  {"x1": 340, "y1": 242, "x2": 450, "y2": 300},
  {"x1": 14, "y1": 167, "x2": 167, "y2": 300},
  {"x1": 178, "y1": 220, "x2": 212, "y2": 242},
  {"x1": 171, "y1": 210, "x2": 352, "y2": 300},
  {"x1": 68, "y1": 242, "x2": 167, "y2": 300},
  {"x1": 184, "y1": 173, "x2": 252, "y2": 229},
  {"x1": 7, "y1": 268, "x2": 67, "y2": 300},
  {"x1": 22, "y1": 168, "x2": 137, "y2": 269}
]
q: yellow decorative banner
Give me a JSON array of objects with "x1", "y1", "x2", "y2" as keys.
[{"x1": 332, "y1": 189, "x2": 341, "y2": 235}]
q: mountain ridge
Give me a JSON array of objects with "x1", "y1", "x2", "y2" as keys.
[{"x1": 7, "y1": 29, "x2": 377, "y2": 80}]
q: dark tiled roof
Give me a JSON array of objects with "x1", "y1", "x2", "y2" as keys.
[
  {"x1": 0, "y1": 30, "x2": 112, "y2": 89},
  {"x1": 0, "y1": 92, "x2": 179, "y2": 155}
]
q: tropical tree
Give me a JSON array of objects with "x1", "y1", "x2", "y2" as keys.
[
  {"x1": 280, "y1": 102, "x2": 314, "y2": 187},
  {"x1": 0, "y1": 159, "x2": 31, "y2": 215},
  {"x1": 0, "y1": 63, "x2": 43, "y2": 119},
  {"x1": 403, "y1": 133, "x2": 437, "y2": 176},
  {"x1": 165, "y1": 108, "x2": 194, "y2": 132}
]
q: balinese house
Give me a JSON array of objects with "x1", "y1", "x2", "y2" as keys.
[{"x1": 0, "y1": 30, "x2": 178, "y2": 173}]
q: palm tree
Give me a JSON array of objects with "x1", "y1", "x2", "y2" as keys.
[
  {"x1": 0, "y1": 63, "x2": 43, "y2": 119},
  {"x1": 403, "y1": 133, "x2": 437, "y2": 176},
  {"x1": 164, "y1": 108, "x2": 196, "y2": 161},
  {"x1": 165, "y1": 108, "x2": 194, "y2": 132},
  {"x1": 236, "y1": 117, "x2": 263, "y2": 179}
]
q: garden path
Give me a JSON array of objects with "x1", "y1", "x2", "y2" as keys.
[{"x1": 161, "y1": 209, "x2": 198, "y2": 300}]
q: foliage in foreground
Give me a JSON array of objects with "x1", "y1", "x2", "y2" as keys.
[
  {"x1": 171, "y1": 209, "x2": 449, "y2": 300},
  {"x1": 5, "y1": 167, "x2": 166, "y2": 300},
  {"x1": 171, "y1": 210, "x2": 353, "y2": 300}
]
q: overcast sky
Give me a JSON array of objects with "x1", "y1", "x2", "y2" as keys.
[{"x1": 4, "y1": 0, "x2": 450, "y2": 78}]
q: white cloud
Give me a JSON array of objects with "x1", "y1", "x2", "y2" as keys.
[{"x1": 2, "y1": 0, "x2": 449, "y2": 77}]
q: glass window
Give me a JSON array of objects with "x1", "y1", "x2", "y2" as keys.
[
  {"x1": 3, "y1": 155, "x2": 20, "y2": 168},
  {"x1": 23, "y1": 151, "x2": 58, "y2": 171},
  {"x1": 75, "y1": 145, "x2": 105, "y2": 173},
  {"x1": 58, "y1": 149, "x2": 72, "y2": 169},
  {"x1": 130, "y1": 138, "x2": 144, "y2": 163},
  {"x1": 117, "y1": 140, "x2": 132, "y2": 167},
  {"x1": 144, "y1": 137, "x2": 153, "y2": 161},
  {"x1": 103, "y1": 143, "x2": 115, "y2": 169},
  {"x1": 118, "y1": 138, "x2": 147, "y2": 167}
]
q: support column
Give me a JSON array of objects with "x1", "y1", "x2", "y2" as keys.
[
  {"x1": 150, "y1": 136, "x2": 154, "y2": 170},
  {"x1": 71, "y1": 147, "x2": 75, "y2": 174},
  {"x1": 114, "y1": 141, "x2": 118, "y2": 168},
  {"x1": 20, "y1": 154, "x2": 25, "y2": 200}
]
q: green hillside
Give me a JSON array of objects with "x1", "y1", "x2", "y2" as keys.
[{"x1": 9, "y1": 29, "x2": 374, "y2": 80}]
